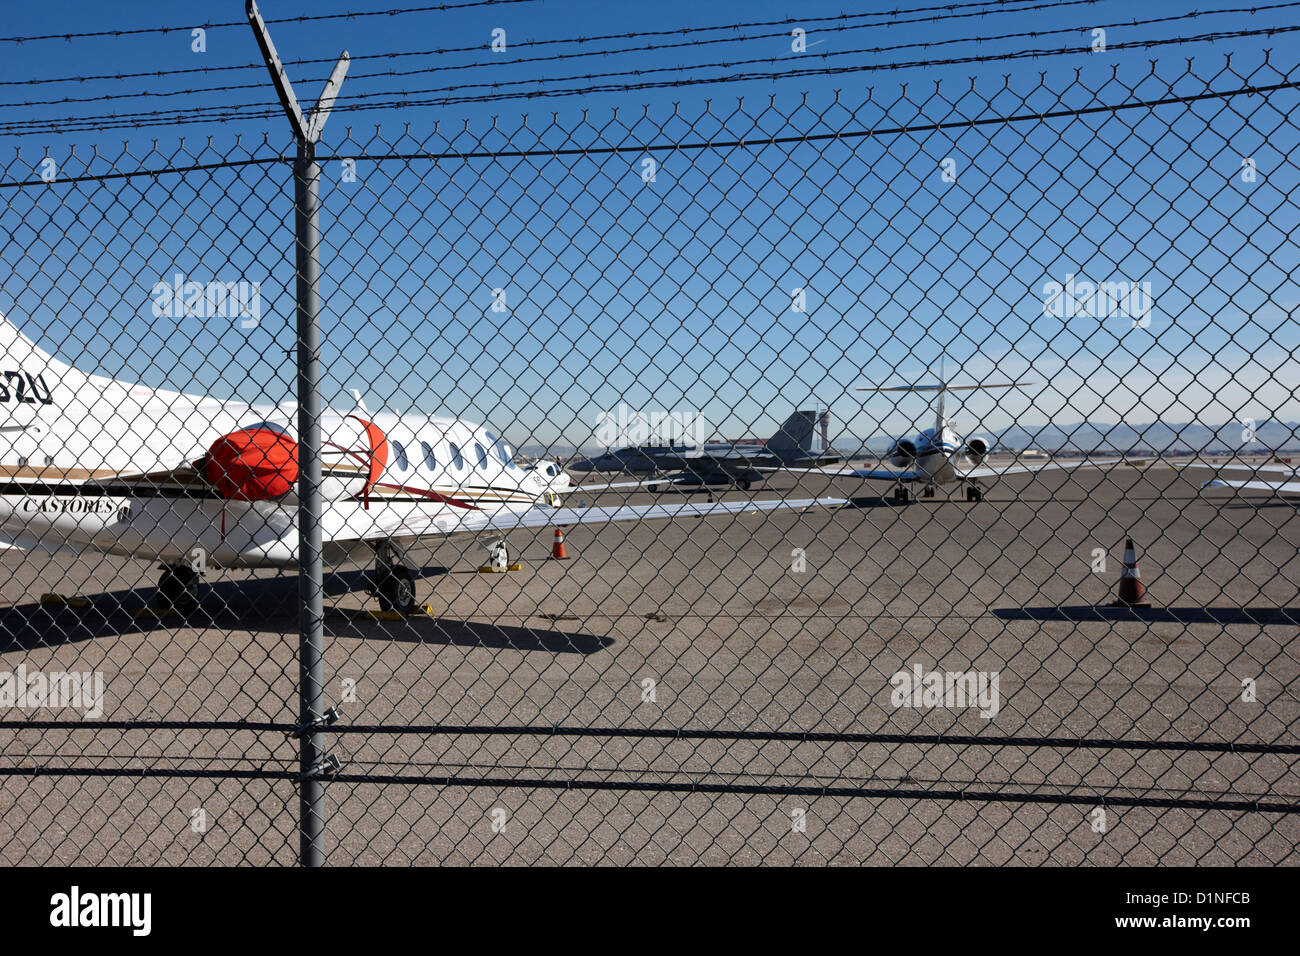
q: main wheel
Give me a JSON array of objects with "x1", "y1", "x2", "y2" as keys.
[
  {"x1": 893, "y1": 486, "x2": 910, "y2": 504},
  {"x1": 158, "y1": 566, "x2": 200, "y2": 614},
  {"x1": 922, "y1": 486, "x2": 936, "y2": 498},
  {"x1": 740, "y1": 480, "x2": 752, "y2": 491},
  {"x1": 966, "y1": 486, "x2": 983, "y2": 502},
  {"x1": 377, "y1": 565, "x2": 417, "y2": 614},
  {"x1": 647, "y1": 484, "x2": 659, "y2": 493}
]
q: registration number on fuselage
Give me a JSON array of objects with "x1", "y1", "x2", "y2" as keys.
[{"x1": 0, "y1": 371, "x2": 55, "y2": 405}]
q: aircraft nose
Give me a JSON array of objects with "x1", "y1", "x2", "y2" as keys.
[{"x1": 204, "y1": 426, "x2": 299, "y2": 500}]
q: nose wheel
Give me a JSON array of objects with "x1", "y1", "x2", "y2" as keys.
[
  {"x1": 965, "y1": 484, "x2": 984, "y2": 502},
  {"x1": 892, "y1": 485, "x2": 911, "y2": 504}
]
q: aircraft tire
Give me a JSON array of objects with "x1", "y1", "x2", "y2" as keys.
[
  {"x1": 158, "y1": 565, "x2": 200, "y2": 614},
  {"x1": 378, "y1": 565, "x2": 417, "y2": 615}
]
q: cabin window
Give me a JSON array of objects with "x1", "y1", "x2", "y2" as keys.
[
  {"x1": 449, "y1": 443, "x2": 464, "y2": 469},
  {"x1": 422, "y1": 442, "x2": 437, "y2": 469},
  {"x1": 393, "y1": 441, "x2": 409, "y2": 472},
  {"x1": 474, "y1": 443, "x2": 488, "y2": 468}
]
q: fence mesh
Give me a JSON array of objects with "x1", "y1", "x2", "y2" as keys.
[{"x1": 1, "y1": 53, "x2": 1298, "y2": 865}]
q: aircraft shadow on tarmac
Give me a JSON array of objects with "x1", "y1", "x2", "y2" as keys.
[
  {"x1": 0, "y1": 567, "x2": 612, "y2": 656},
  {"x1": 844, "y1": 495, "x2": 986, "y2": 508},
  {"x1": 994, "y1": 605, "x2": 1300, "y2": 626}
]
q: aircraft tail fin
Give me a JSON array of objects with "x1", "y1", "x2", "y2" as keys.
[
  {"x1": 0, "y1": 310, "x2": 76, "y2": 375},
  {"x1": 0, "y1": 311, "x2": 83, "y2": 421},
  {"x1": 767, "y1": 410, "x2": 818, "y2": 455}
]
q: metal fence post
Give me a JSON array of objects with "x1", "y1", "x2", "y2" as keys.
[
  {"x1": 247, "y1": 0, "x2": 348, "y2": 867},
  {"x1": 294, "y1": 142, "x2": 326, "y2": 867}
]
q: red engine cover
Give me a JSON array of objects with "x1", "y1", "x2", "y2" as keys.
[{"x1": 204, "y1": 426, "x2": 299, "y2": 501}]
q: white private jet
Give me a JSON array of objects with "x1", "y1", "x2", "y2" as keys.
[
  {"x1": 0, "y1": 312, "x2": 842, "y2": 614},
  {"x1": 850, "y1": 373, "x2": 1121, "y2": 503},
  {"x1": 521, "y1": 459, "x2": 572, "y2": 498}
]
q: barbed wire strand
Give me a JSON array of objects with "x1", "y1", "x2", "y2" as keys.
[
  {"x1": 1, "y1": 26, "x2": 1294, "y2": 137},
  {"x1": 4, "y1": 0, "x2": 1296, "y2": 113}
]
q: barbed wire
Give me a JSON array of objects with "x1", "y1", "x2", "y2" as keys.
[
  {"x1": 2, "y1": 26, "x2": 1294, "y2": 137},
  {"x1": 0, "y1": 0, "x2": 538, "y2": 45},
  {"x1": 0, "y1": 0, "x2": 1108, "y2": 89},
  {"x1": 7, "y1": 0, "x2": 1296, "y2": 113}
]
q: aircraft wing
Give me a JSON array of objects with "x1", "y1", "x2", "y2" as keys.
[
  {"x1": 569, "y1": 478, "x2": 661, "y2": 492},
  {"x1": 963, "y1": 457, "x2": 1125, "y2": 479},
  {"x1": 751, "y1": 456, "x2": 842, "y2": 471},
  {"x1": 1202, "y1": 478, "x2": 1300, "y2": 494},
  {"x1": 848, "y1": 468, "x2": 927, "y2": 481},
  {"x1": 326, "y1": 495, "x2": 848, "y2": 545},
  {"x1": 1176, "y1": 461, "x2": 1300, "y2": 478},
  {"x1": 1175, "y1": 461, "x2": 1300, "y2": 494}
]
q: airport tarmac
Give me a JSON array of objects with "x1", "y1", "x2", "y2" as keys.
[{"x1": 1, "y1": 456, "x2": 1297, "y2": 864}]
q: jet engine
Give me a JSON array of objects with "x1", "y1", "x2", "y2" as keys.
[
  {"x1": 964, "y1": 437, "x2": 990, "y2": 466},
  {"x1": 202, "y1": 415, "x2": 388, "y2": 502},
  {"x1": 204, "y1": 424, "x2": 298, "y2": 501},
  {"x1": 888, "y1": 439, "x2": 918, "y2": 468}
]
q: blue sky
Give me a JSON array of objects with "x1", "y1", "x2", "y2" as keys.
[{"x1": 0, "y1": 0, "x2": 1296, "y2": 450}]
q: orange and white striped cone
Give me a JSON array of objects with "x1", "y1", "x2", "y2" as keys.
[
  {"x1": 1110, "y1": 537, "x2": 1151, "y2": 607},
  {"x1": 550, "y1": 528, "x2": 569, "y2": 560}
]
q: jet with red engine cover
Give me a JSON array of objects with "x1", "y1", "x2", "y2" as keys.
[{"x1": 0, "y1": 312, "x2": 843, "y2": 613}]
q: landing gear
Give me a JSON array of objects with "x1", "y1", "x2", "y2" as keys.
[
  {"x1": 373, "y1": 542, "x2": 417, "y2": 614},
  {"x1": 157, "y1": 564, "x2": 201, "y2": 614},
  {"x1": 377, "y1": 565, "x2": 416, "y2": 614},
  {"x1": 483, "y1": 539, "x2": 510, "y2": 573},
  {"x1": 740, "y1": 480, "x2": 753, "y2": 491},
  {"x1": 922, "y1": 485, "x2": 937, "y2": 499},
  {"x1": 647, "y1": 484, "x2": 659, "y2": 493},
  {"x1": 965, "y1": 484, "x2": 984, "y2": 502},
  {"x1": 893, "y1": 485, "x2": 911, "y2": 504}
]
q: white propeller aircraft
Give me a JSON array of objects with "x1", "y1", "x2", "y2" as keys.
[
  {"x1": 850, "y1": 371, "x2": 1120, "y2": 503},
  {"x1": 0, "y1": 312, "x2": 843, "y2": 614}
]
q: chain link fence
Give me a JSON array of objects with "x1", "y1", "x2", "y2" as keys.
[{"x1": 1, "y1": 53, "x2": 1298, "y2": 865}]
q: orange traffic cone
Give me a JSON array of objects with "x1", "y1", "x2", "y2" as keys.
[
  {"x1": 550, "y1": 528, "x2": 569, "y2": 560},
  {"x1": 1110, "y1": 537, "x2": 1151, "y2": 607}
]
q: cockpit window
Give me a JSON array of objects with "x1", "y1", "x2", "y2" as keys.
[{"x1": 482, "y1": 431, "x2": 517, "y2": 469}]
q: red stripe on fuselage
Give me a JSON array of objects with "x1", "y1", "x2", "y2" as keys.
[{"x1": 369, "y1": 481, "x2": 481, "y2": 509}]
